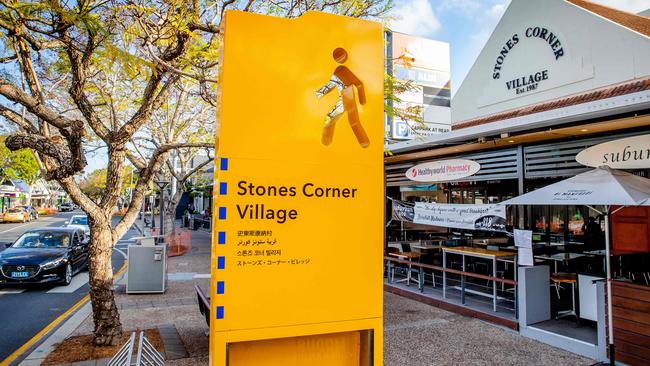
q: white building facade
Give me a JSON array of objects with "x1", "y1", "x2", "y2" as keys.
[
  {"x1": 386, "y1": 32, "x2": 451, "y2": 142},
  {"x1": 385, "y1": 1, "x2": 650, "y2": 364}
]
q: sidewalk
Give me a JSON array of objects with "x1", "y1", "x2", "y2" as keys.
[
  {"x1": 70, "y1": 223, "x2": 212, "y2": 366},
  {"x1": 24, "y1": 222, "x2": 593, "y2": 366}
]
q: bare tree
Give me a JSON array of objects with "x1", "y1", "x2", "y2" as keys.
[
  {"x1": 138, "y1": 80, "x2": 214, "y2": 237},
  {"x1": 0, "y1": 0, "x2": 393, "y2": 345}
]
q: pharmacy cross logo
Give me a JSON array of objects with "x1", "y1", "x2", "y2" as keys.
[{"x1": 317, "y1": 47, "x2": 369, "y2": 148}]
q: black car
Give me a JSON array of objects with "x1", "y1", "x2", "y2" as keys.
[
  {"x1": 0, "y1": 227, "x2": 89, "y2": 286},
  {"x1": 59, "y1": 202, "x2": 74, "y2": 212}
]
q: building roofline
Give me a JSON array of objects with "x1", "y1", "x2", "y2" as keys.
[
  {"x1": 453, "y1": 77, "x2": 650, "y2": 130},
  {"x1": 386, "y1": 83, "x2": 650, "y2": 154},
  {"x1": 567, "y1": 0, "x2": 650, "y2": 38}
]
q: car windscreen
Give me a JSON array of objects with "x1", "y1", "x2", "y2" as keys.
[
  {"x1": 70, "y1": 216, "x2": 88, "y2": 225},
  {"x1": 12, "y1": 232, "x2": 71, "y2": 248},
  {"x1": 6, "y1": 208, "x2": 22, "y2": 213}
]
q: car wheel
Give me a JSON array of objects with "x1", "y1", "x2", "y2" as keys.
[{"x1": 63, "y1": 263, "x2": 72, "y2": 286}]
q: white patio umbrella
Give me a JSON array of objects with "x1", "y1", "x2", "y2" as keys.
[{"x1": 501, "y1": 166, "x2": 650, "y2": 366}]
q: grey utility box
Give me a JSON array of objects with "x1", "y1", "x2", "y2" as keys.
[{"x1": 127, "y1": 237, "x2": 167, "y2": 294}]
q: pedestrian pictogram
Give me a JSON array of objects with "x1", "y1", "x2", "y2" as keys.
[{"x1": 318, "y1": 47, "x2": 370, "y2": 148}]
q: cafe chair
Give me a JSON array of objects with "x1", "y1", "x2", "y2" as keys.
[
  {"x1": 624, "y1": 255, "x2": 650, "y2": 286},
  {"x1": 386, "y1": 246, "x2": 422, "y2": 289},
  {"x1": 386, "y1": 246, "x2": 401, "y2": 282},
  {"x1": 550, "y1": 272, "x2": 577, "y2": 319}
]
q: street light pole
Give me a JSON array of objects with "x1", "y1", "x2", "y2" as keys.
[
  {"x1": 150, "y1": 193, "x2": 156, "y2": 229},
  {"x1": 154, "y1": 171, "x2": 170, "y2": 238},
  {"x1": 159, "y1": 190, "x2": 165, "y2": 235}
]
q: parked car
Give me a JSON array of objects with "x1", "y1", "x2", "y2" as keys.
[
  {"x1": 59, "y1": 202, "x2": 74, "y2": 212},
  {"x1": 2, "y1": 208, "x2": 30, "y2": 223},
  {"x1": 18, "y1": 206, "x2": 38, "y2": 221},
  {"x1": 0, "y1": 227, "x2": 89, "y2": 286},
  {"x1": 66, "y1": 214, "x2": 90, "y2": 238}
]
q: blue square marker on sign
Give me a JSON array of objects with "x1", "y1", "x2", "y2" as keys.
[
  {"x1": 218, "y1": 207, "x2": 227, "y2": 220},
  {"x1": 216, "y1": 281, "x2": 225, "y2": 294},
  {"x1": 217, "y1": 256, "x2": 225, "y2": 269},
  {"x1": 219, "y1": 182, "x2": 227, "y2": 195},
  {"x1": 218, "y1": 232, "x2": 226, "y2": 244},
  {"x1": 216, "y1": 306, "x2": 224, "y2": 319},
  {"x1": 220, "y1": 157, "x2": 229, "y2": 171}
]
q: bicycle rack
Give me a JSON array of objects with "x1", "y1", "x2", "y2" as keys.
[{"x1": 108, "y1": 331, "x2": 165, "y2": 366}]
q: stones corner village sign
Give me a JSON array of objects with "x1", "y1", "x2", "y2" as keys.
[
  {"x1": 576, "y1": 134, "x2": 650, "y2": 169},
  {"x1": 406, "y1": 159, "x2": 481, "y2": 183},
  {"x1": 492, "y1": 26, "x2": 564, "y2": 96},
  {"x1": 211, "y1": 10, "x2": 384, "y2": 366}
]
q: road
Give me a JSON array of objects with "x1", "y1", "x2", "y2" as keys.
[{"x1": 0, "y1": 210, "x2": 137, "y2": 364}]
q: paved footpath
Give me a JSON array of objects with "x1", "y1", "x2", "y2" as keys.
[{"x1": 21, "y1": 223, "x2": 594, "y2": 366}]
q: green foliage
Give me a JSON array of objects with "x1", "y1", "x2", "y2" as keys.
[
  {"x1": 384, "y1": 71, "x2": 424, "y2": 124},
  {"x1": 79, "y1": 166, "x2": 138, "y2": 201},
  {"x1": 78, "y1": 168, "x2": 107, "y2": 201},
  {"x1": 0, "y1": 135, "x2": 40, "y2": 184}
]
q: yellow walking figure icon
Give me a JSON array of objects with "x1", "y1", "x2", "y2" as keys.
[{"x1": 318, "y1": 47, "x2": 370, "y2": 148}]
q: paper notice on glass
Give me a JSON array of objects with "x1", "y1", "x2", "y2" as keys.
[
  {"x1": 514, "y1": 229, "x2": 532, "y2": 248},
  {"x1": 514, "y1": 229, "x2": 534, "y2": 266}
]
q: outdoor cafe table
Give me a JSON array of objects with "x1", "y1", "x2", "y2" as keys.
[
  {"x1": 411, "y1": 242, "x2": 445, "y2": 252},
  {"x1": 584, "y1": 249, "x2": 607, "y2": 271},
  {"x1": 388, "y1": 252, "x2": 422, "y2": 290},
  {"x1": 442, "y1": 246, "x2": 516, "y2": 312},
  {"x1": 534, "y1": 252, "x2": 586, "y2": 273}
]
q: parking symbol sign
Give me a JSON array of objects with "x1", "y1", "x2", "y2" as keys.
[{"x1": 393, "y1": 120, "x2": 409, "y2": 138}]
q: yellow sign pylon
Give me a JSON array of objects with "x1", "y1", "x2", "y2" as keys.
[{"x1": 211, "y1": 10, "x2": 384, "y2": 366}]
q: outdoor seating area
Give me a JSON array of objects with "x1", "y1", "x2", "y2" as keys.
[
  {"x1": 385, "y1": 165, "x2": 650, "y2": 363},
  {"x1": 385, "y1": 234, "x2": 518, "y2": 324}
]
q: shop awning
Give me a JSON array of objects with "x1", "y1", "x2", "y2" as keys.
[{"x1": 500, "y1": 166, "x2": 650, "y2": 206}]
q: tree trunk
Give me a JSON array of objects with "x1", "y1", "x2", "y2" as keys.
[
  {"x1": 87, "y1": 216, "x2": 122, "y2": 346},
  {"x1": 164, "y1": 205, "x2": 176, "y2": 241},
  {"x1": 163, "y1": 187, "x2": 184, "y2": 240}
]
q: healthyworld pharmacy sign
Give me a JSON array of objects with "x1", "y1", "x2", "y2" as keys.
[{"x1": 406, "y1": 159, "x2": 481, "y2": 183}]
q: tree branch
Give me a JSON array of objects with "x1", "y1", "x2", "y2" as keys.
[
  {"x1": 156, "y1": 142, "x2": 214, "y2": 155},
  {"x1": 0, "y1": 105, "x2": 38, "y2": 134},
  {"x1": 0, "y1": 78, "x2": 78, "y2": 131},
  {"x1": 4, "y1": 133, "x2": 83, "y2": 179},
  {"x1": 0, "y1": 54, "x2": 18, "y2": 63},
  {"x1": 187, "y1": 22, "x2": 220, "y2": 34},
  {"x1": 180, "y1": 152, "x2": 213, "y2": 183},
  {"x1": 58, "y1": 175, "x2": 101, "y2": 218},
  {"x1": 125, "y1": 149, "x2": 146, "y2": 170},
  {"x1": 62, "y1": 24, "x2": 109, "y2": 142}
]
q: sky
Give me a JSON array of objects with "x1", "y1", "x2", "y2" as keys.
[
  {"x1": 388, "y1": 0, "x2": 650, "y2": 96},
  {"x1": 31, "y1": 0, "x2": 650, "y2": 174}
]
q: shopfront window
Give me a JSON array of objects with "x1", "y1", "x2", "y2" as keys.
[
  {"x1": 583, "y1": 206, "x2": 605, "y2": 250},
  {"x1": 550, "y1": 206, "x2": 565, "y2": 243},
  {"x1": 451, "y1": 190, "x2": 462, "y2": 204},
  {"x1": 531, "y1": 206, "x2": 547, "y2": 241},
  {"x1": 567, "y1": 206, "x2": 586, "y2": 243},
  {"x1": 474, "y1": 190, "x2": 480, "y2": 205}
]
